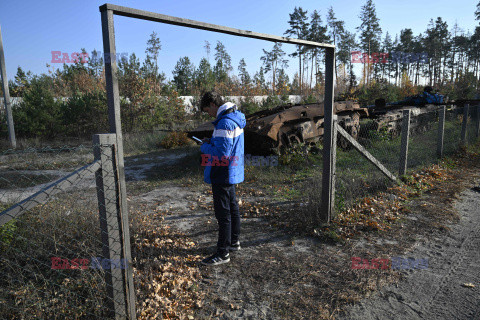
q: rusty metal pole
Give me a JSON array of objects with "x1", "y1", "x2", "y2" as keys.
[
  {"x1": 320, "y1": 47, "x2": 336, "y2": 222},
  {"x1": 100, "y1": 7, "x2": 136, "y2": 319},
  {"x1": 0, "y1": 25, "x2": 16, "y2": 149}
]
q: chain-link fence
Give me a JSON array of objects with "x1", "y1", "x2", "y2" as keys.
[
  {"x1": 407, "y1": 108, "x2": 443, "y2": 170},
  {"x1": 335, "y1": 103, "x2": 480, "y2": 211},
  {"x1": 335, "y1": 112, "x2": 402, "y2": 210},
  {"x1": 0, "y1": 135, "x2": 133, "y2": 319}
]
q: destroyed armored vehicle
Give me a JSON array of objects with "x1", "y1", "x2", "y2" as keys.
[
  {"x1": 188, "y1": 101, "x2": 369, "y2": 155},
  {"x1": 365, "y1": 90, "x2": 448, "y2": 137}
]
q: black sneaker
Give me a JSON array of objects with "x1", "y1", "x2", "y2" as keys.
[
  {"x1": 228, "y1": 241, "x2": 241, "y2": 251},
  {"x1": 201, "y1": 253, "x2": 230, "y2": 266}
]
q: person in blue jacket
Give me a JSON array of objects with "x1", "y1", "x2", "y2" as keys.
[{"x1": 199, "y1": 91, "x2": 246, "y2": 266}]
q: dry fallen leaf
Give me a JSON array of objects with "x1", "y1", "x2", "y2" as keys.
[
  {"x1": 230, "y1": 303, "x2": 241, "y2": 310},
  {"x1": 462, "y1": 283, "x2": 475, "y2": 288}
]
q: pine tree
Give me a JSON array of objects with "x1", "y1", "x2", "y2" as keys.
[
  {"x1": 357, "y1": 0, "x2": 382, "y2": 83},
  {"x1": 12, "y1": 67, "x2": 32, "y2": 96},
  {"x1": 326, "y1": 7, "x2": 345, "y2": 47},
  {"x1": 118, "y1": 53, "x2": 141, "y2": 78},
  {"x1": 381, "y1": 32, "x2": 392, "y2": 81},
  {"x1": 214, "y1": 41, "x2": 232, "y2": 83},
  {"x1": 204, "y1": 41, "x2": 211, "y2": 62},
  {"x1": 195, "y1": 58, "x2": 215, "y2": 92},
  {"x1": 476, "y1": 1, "x2": 480, "y2": 22},
  {"x1": 87, "y1": 49, "x2": 103, "y2": 78},
  {"x1": 326, "y1": 7, "x2": 346, "y2": 80},
  {"x1": 338, "y1": 31, "x2": 357, "y2": 88},
  {"x1": 172, "y1": 56, "x2": 194, "y2": 95},
  {"x1": 254, "y1": 67, "x2": 267, "y2": 93},
  {"x1": 423, "y1": 18, "x2": 449, "y2": 86},
  {"x1": 449, "y1": 22, "x2": 463, "y2": 82},
  {"x1": 261, "y1": 43, "x2": 289, "y2": 94},
  {"x1": 285, "y1": 7, "x2": 309, "y2": 94},
  {"x1": 468, "y1": 27, "x2": 480, "y2": 82},
  {"x1": 238, "y1": 58, "x2": 251, "y2": 87},
  {"x1": 399, "y1": 29, "x2": 414, "y2": 81},
  {"x1": 145, "y1": 31, "x2": 162, "y2": 91},
  {"x1": 412, "y1": 34, "x2": 423, "y2": 85},
  {"x1": 276, "y1": 69, "x2": 290, "y2": 95},
  {"x1": 308, "y1": 10, "x2": 329, "y2": 91}
]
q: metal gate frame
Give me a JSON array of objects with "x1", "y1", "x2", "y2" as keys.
[{"x1": 99, "y1": 4, "x2": 336, "y2": 317}]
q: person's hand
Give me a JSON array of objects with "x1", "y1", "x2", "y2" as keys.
[{"x1": 202, "y1": 138, "x2": 210, "y2": 144}]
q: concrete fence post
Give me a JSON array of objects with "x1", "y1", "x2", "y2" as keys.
[
  {"x1": 460, "y1": 104, "x2": 469, "y2": 146},
  {"x1": 100, "y1": 9, "x2": 136, "y2": 319},
  {"x1": 321, "y1": 47, "x2": 336, "y2": 223},
  {"x1": 94, "y1": 134, "x2": 133, "y2": 319},
  {"x1": 437, "y1": 106, "x2": 446, "y2": 158},
  {"x1": 399, "y1": 110, "x2": 411, "y2": 176},
  {"x1": 330, "y1": 115, "x2": 338, "y2": 218},
  {"x1": 0, "y1": 25, "x2": 16, "y2": 148}
]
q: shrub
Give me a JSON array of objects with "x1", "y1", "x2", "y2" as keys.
[
  {"x1": 160, "y1": 131, "x2": 192, "y2": 149},
  {"x1": 61, "y1": 90, "x2": 108, "y2": 137},
  {"x1": 239, "y1": 96, "x2": 261, "y2": 115},
  {"x1": 0, "y1": 219, "x2": 17, "y2": 250},
  {"x1": 261, "y1": 94, "x2": 290, "y2": 110},
  {"x1": 13, "y1": 78, "x2": 62, "y2": 138}
]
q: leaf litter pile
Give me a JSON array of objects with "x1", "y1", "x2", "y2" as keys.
[
  {"x1": 130, "y1": 144, "x2": 480, "y2": 319},
  {"x1": 130, "y1": 204, "x2": 203, "y2": 319}
]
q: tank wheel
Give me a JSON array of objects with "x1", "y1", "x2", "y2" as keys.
[
  {"x1": 287, "y1": 133, "x2": 302, "y2": 146},
  {"x1": 350, "y1": 124, "x2": 359, "y2": 140},
  {"x1": 389, "y1": 128, "x2": 399, "y2": 139}
]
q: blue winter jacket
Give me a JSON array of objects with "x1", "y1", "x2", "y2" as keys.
[{"x1": 200, "y1": 102, "x2": 246, "y2": 185}]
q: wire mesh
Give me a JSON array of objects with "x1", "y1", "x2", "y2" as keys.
[
  {"x1": 0, "y1": 144, "x2": 119, "y2": 319},
  {"x1": 443, "y1": 107, "x2": 463, "y2": 156},
  {"x1": 0, "y1": 145, "x2": 94, "y2": 206},
  {"x1": 335, "y1": 112, "x2": 402, "y2": 210},
  {"x1": 407, "y1": 109, "x2": 441, "y2": 170},
  {"x1": 334, "y1": 103, "x2": 479, "y2": 211},
  {"x1": 467, "y1": 104, "x2": 480, "y2": 146}
]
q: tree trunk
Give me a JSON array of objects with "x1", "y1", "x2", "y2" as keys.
[
  {"x1": 310, "y1": 54, "x2": 314, "y2": 92},
  {"x1": 299, "y1": 53, "x2": 302, "y2": 95}
]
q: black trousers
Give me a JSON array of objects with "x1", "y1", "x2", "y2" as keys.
[{"x1": 211, "y1": 183, "x2": 240, "y2": 256}]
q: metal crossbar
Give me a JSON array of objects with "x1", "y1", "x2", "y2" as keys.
[
  {"x1": 0, "y1": 160, "x2": 100, "y2": 226},
  {"x1": 99, "y1": 3, "x2": 334, "y2": 49},
  {"x1": 336, "y1": 124, "x2": 397, "y2": 182}
]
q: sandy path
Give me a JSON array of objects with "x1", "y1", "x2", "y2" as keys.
[{"x1": 340, "y1": 187, "x2": 480, "y2": 320}]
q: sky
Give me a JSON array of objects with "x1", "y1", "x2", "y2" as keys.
[{"x1": 0, "y1": 0, "x2": 479, "y2": 84}]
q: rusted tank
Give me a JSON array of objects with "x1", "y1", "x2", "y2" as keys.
[
  {"x1": 366, "y1": 98, "x2": 448, "y2": 137},
  {"x1": 188, "y1": 101, "x2": 369, "y2": 155}
]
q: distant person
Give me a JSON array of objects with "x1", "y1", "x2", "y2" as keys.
[
  {"x1": 422, "y1": 86, "x2": 444, "y2": 104},
  {"x1": 424, "y1": 86, "x2": 433, "y2": 94},
  {"x1": 198, "y1": 91, "x2": 246, "y2": 266}
]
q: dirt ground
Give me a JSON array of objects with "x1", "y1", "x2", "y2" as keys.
[
  {"x1": 2, "y1": 142, "x2": 479, "y2": 319},
  {"x1": 124, "y1": 145, "x2": 480, "y2": 320},
  {"x1": 339, "y1": 186, "x2": 480, "y2": 320}
]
